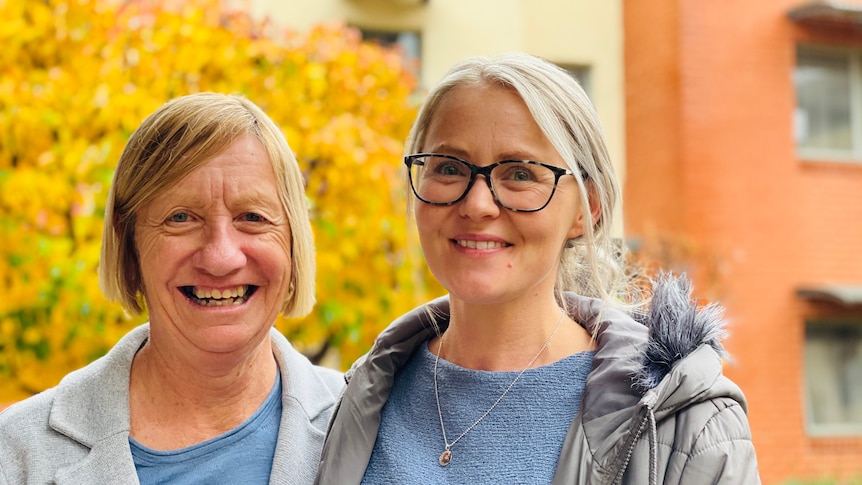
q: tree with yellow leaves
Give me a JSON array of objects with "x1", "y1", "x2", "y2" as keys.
[{"x1": 0, "y1": 0, "x2": 440, "y2": 401}]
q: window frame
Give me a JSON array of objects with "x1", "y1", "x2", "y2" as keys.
[
  {"x1": 355, "y1": 27, "x2": 422, "y2": 78},
  {"x1": 559, "y1": 64, "x2": 592, "y2": 99},
  {"x1": 795, "y1": 45, "x2": 862, "y2": 162},
  {"x1": 804, "y1": 316, "x2": 862, "y2": 437}
]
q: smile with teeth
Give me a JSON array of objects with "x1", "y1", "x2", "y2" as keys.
[
  {"x1": 180, "y1": 285, "x2": 257, "y2": 307},
  {"x1": 455, "y1": 239, "x2": 510, "y2": 249}
]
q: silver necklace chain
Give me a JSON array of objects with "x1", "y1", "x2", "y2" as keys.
[{"x1": 433, "y1": 308, "x2": 565, "y2": 467}]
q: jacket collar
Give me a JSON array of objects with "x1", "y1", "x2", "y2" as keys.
[
  {"x1": 50, "y1": 325, "x2": 146, "y2": 484},
  {"x1": 269, "y1": 329, "x2": 343, "y2": 485},
  {"x1": 568, "y1": 296, "x2": 652, "y2": 463},
  {"x1": 316, "y1": 297, "x2": 447, "y2": 484},
  {"x1": 565, "y1": 274, "x2": 748, "y2": 480},
  {"x1": 270, "y1": 329, "x2": 340, "y2": 425},
  {"x1": 48, "y1": 325, "x2": 339, "y2": 485}
]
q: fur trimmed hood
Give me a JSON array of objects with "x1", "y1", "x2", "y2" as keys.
[
  {"x1": 559, "y1": 273, "x2": 750, "y2": 484},
  {"x1": 631, "y1": 273, "x2": 729, "y2": 395}
]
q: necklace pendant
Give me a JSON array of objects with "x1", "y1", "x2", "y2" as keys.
[{"x1": 439, "y1": 449, "x2": 452, "y2": 466}]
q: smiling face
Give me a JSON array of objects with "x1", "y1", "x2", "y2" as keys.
[
  {"x1": 134, "y1": 135, "x2": 292, "y2": 355},
  {"x1": 415, "y1": 84, "x2": 587, "y2": 306}
]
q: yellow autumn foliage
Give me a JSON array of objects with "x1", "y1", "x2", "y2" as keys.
[{"x1": 0, "y1": 0, "x2": 441, "y2": 400}]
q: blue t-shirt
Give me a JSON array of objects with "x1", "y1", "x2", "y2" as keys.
[
  {"x1": 130, "y1": 369, "x2": 282, "y2": 485},
  {"x1": 362, "y1": 343, "x2": 595, "y2": 484}
]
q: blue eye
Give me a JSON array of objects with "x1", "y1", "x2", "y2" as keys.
[
  {"x1": 244, "y1": 213, "x2": 265, "y2": 222},
  {"x1": 429, "y1": 159, "x2": 468, "y2": 177},
  {"x1": 169, "y1": 213, "x2": 189, "y2": 223}
]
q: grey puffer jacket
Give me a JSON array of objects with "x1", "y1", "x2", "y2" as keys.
[{"x1": 315, "y1": 275, "x2": 761, "y2": 484}]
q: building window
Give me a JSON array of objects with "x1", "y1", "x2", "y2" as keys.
[
  {"x1": 359, "y1": 28, "x2": 421, "y2": 76},
  {"x1": 794, "y1": 46, "x2": 862, "y2": 160},
  {"x1": 561, "y1": 65, "x2": 592, "y2": 98},
  {"x1": 805, "y1": 319, "x2": 862, "y2": 435}
]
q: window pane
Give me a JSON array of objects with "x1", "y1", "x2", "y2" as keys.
[
  {"x1": 359, "y1": 28, "x2": 421, "y2": 76},
  {"x1": 561, "y1": 64, "x2": 591, "y2": 98},
  {"x1": 794, "y1": 50, "x2": 852, "y2": 151},
  {"x1": 805, "y1": 321, "x2": 862, "y2": 434}
]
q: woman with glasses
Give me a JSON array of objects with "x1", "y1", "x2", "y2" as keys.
[{"x1": 315, "y1": 53, "x2": 759, "y2": 484}]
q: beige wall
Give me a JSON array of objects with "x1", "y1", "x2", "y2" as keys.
[{"x1": 250, "y1": 0, "x2": 625, "y2": 233}]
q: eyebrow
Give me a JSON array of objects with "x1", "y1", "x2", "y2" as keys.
[
  {"x1": 163, "y1": 191, "x2": 210, "y2": 209},
  {"x1": 232, "y1": 193, "x2": 284, "y2": 211},
  {"x1": 154, "y1": 188, "x2": 281, "y2": 213},
  {"x1": 425, "y1": 143, "x2": 469, "y2": 158},
  {"x1": 426, "y1": 144, "x2": 543, "y2": 162}
]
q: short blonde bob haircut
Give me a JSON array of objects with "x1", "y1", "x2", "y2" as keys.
[{"x1": 99, "y1": 92, "x2": 316, "y2": 318}]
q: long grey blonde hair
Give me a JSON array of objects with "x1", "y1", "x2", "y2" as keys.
[{"x1": 406, "y1": 52, "x2": 640, "y2": 312}]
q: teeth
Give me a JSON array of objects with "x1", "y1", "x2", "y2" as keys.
[
  {"x1": 456, "y1": 240, "x2": 506, "y2": 249},
  {"x1": 192, "y1": 285, "x2": 248, "y2": 301},
  {"x1": 203, "y1": 297, "x2": 237, "y2": 307}
]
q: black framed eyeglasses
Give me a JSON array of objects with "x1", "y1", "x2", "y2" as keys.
[{"x1": 404, "y1": 153, "x2": 576, "y2": 212}]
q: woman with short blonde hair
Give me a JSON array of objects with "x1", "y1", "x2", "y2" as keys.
[{"x1": 0, "y1": 93, "x2": 342, "y2": 484}]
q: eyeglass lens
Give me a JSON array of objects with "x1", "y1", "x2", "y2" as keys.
[{"x1": 409, "y1": 155, "x2": 560, "y2": 211}]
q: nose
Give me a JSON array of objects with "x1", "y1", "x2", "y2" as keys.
[
  {"x1": 458, "y1": 175, "x2": 500, "y2": 219},
  {"x1": 194, "y1": 219, "x2": 247, "y2": 277}
]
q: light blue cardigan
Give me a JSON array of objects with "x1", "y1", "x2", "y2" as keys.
[{"x1": 0, "y1": 324, "x2": 344, "y2": 485}]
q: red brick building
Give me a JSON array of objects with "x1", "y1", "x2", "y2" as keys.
[{"x1": 624, "y1": 1, "x2": 862, "y2": 483}]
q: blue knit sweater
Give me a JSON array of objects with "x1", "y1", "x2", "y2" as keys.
[{"x1": 362, "y1": 343, "x2": 595, "y2": 484}]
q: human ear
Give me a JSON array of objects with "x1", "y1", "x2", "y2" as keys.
[{"x1": 566, "y1": 181, "x2": 601, "y2": 239}]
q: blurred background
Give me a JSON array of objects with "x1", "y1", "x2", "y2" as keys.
[{"x1": 1, "y1": 0, "x2": 861, "y2": 483}]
